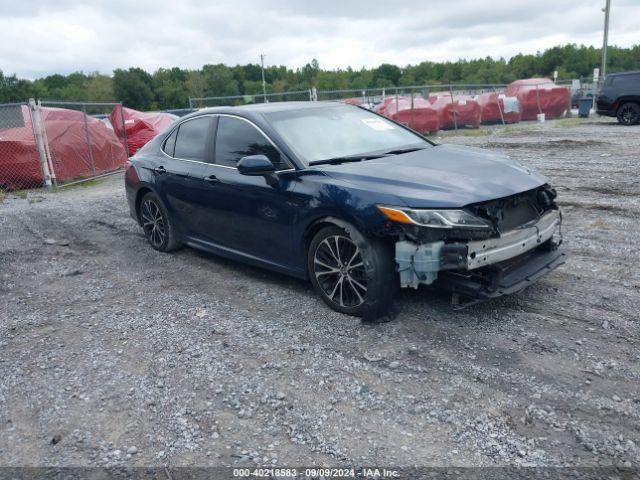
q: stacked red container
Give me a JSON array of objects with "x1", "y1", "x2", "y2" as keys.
[
  {"x1": 429, "y1": 94, "x2": 481, "y2": 129},
  {"x1": 375, "y1": 96, "x2": 439, "y2": 133},
  {"x1": 477, "y1": 92, "x2": 521, "y2": 124},
  {"x1": 506, "y1": 78, "x2": 570, "y2": 120}
]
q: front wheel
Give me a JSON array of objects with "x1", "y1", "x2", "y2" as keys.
[
  {"x1": 617, "y1": 102, "x2": 640, "y2": 125},
  {"x1": 307, "y1": 224, "x2": 398, "y2": 321}
]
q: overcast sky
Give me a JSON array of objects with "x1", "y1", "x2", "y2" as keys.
[{"x1": 1, "y1": 0, "x2": 638, "y2": 79}]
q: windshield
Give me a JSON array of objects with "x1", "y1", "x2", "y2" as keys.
[{"x1": 264, "y1": 104, "x2": 431, "y2": 165}]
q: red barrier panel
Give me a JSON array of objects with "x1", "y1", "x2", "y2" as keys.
[
  {"x1": 0, "y1": 106, "x2": 43, "y2": 189},
  {"x1": 109, "y1": 106, "x2": 177, "y2": 156},
  {"x1": 477, "y1": 92, "x2": 521, "y2": 124},
  {"x1": 506, "y1": 79, "x2": 570, "y2": 120},
  {"x1": 0, "y1": 106, "x2": 127, "y2": 190},
  {"x1": 41, "y1": 108, "x2": 128, "y2": 183},
  {"x1": 429, "y1": 94, "x2": 481, "y2": 129},
  {"x1": 374, "y1": 96, "x2": 439, "y2": 133},
  {"x1": 375, "y1": 96, "x2": 399, "y2": 116},
  {"x1": 342, "y1": 97, "x2": 363, "y2": 105}
]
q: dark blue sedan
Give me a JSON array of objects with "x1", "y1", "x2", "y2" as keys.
[{"x1": 125, "y1": 102, "x2": 565, "y2": 321}]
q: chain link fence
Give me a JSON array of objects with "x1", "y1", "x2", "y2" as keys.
[
  {"x1": 0, "y1": 100, "x2": 128, "y2": 191},
  {"x1": 0, "y1": 101, "x2": 52, "y2": 191},
  {"x1": 320, "y1": 82, "x2": 573, "y2": 132},
  {"x1": 191, "y1": 81, "x2": 575, "y2": 134},
  {"x1": 0, "y1": 79, "x2": 585, "y2": 192}
]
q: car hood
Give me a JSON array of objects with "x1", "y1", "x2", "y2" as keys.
[{"x1": 317, "y1": 144, "x2": 547, "y2": 208}]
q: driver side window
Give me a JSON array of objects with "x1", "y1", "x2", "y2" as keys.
[{"x1": 215, "y1": 116, "x2": 288, "y2": 170}]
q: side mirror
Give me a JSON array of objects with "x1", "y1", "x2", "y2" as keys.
[{"x1": 237, "y1": 155, "x2": 275, "y2": 176}]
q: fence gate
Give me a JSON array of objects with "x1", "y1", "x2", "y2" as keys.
[
  {"x1": 37, "y1": 101, "x2": 128, "y2": 188},
  {"x1": 0, "y1": 99, "x2": 128, "y2": 192},
  {"x1": 0, "y1": 100, "x2": 53, "y2": 191}
]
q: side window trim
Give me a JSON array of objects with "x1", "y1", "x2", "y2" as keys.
[
  {"x1": 212, "y1": 114, "x2": 294, "y2": 171},
  {"x1": 161, "y1": 128, "x2": 177, "y2": 157},
  {"x1": 161, "y1": 114, "x2": 216, "y2": 164}
]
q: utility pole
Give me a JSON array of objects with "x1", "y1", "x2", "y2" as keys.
[
  {"x1": 601, "y1": 0, "x2": 611, "y2": 80},
  {"x1": 260, "y1": 54, "x2": 267, "y2": 103}
]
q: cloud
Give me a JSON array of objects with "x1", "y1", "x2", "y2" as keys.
[{"x1": 0, "y1": 0, "x2": 637, "y2": 78}]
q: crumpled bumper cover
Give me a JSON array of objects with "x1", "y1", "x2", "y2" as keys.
[
  {"x1": 435, "y1": 244, "x2": 566, "y2": 306},
  {"x1": 466, "y1": 210, "x2": 560, "y2": 270}
]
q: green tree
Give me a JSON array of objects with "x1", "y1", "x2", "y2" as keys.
[
  {"x1": 85, "y1": 74, "x2": 114, "y2": 102},
  {"x1": 373, "y1": 64, "x2": 402, "y2": 87},
  {"x1": 113, "y1": 68, "x2": 154, "y2": 110},
  {"x1": 201, "y1": 64, "x2": 239, "y2": 97}
]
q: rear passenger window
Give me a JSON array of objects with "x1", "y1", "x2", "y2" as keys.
[
  {"x1": 163, "y1": 129, "x2": 177, "y2": 156},
  {"x1": 174, "y1": 117, "x2": 212, "y2": 162}
]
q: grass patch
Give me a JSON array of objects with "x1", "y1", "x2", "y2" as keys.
[
  {"x1": 14, "y1": 190, "x2": 28, "y2": 199},
  {"x1": 500, "y1": 125, "x2": 524, "y2": 135},
  {"x1": 434, "y1": 128, "x2": 493, "y2": 138},
  {"x1": 554, "y1": 117, "x2": 584, "y2": 128},
  {"x1": 57, "y1": 178, "x2": 104, "y2": 190},
  {"x1": 456, "y1": 129, "x2": 492, "y2": 137},
  {"x1": 0, "y1": 190, "x2": 5, "y2": 203}
]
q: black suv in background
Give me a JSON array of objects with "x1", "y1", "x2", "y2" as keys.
[{"x1": 596, "y1": 71, "x2": 640, "y2": 125}]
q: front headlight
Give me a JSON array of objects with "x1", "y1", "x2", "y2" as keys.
[{"x1": 377, "y1": 205, "x2": 491, "y2": 229}]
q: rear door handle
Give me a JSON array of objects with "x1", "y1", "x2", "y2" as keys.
[
  {"x1": 204, "y1": 174, "x2": 220, "y2": 183},
  {"x1": 153, "y1": 166, "x2": 167, "y2": 174}
]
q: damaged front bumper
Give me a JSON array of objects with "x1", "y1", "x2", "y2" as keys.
[
  {"x1": 437, "y1": 246, "x2": 566, "y2": 307},
  {"x1": 395, "y1": 210, "x2": 566, "y2": 303}
]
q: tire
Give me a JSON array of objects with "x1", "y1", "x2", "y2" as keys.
[
  {"x1": 139, "y1": 191, "x2": 182, "y2": 252},
  {"x1": 616, "y1": 102, "x2": 640, "y2": 125},
  {"x1": 307, "y1": 224, "x2": 398, "y2": 322}
]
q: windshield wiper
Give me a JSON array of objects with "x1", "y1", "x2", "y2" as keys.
[
  {"x1": 308, "y1": 154, "x2": 388, "y2": 166},
  {"x1": 308, "y1": 147, "x2": 426, "y2": 166},
  {"x1": 383, "y1": 146, "x2": 428, "y2": 155}
]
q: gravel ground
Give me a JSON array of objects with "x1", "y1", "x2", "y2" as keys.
[{"x1": 1, "y1": 116, "x2": 639, "y2": 471}]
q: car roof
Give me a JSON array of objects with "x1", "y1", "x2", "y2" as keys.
[
  {"x1": 607, "y1": 70, "x2": 640, "y2": 77},
  {"x1": 196, "y1": 101, "x2": 346, "y2": 115}
]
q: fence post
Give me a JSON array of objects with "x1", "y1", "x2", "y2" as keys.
[
  {"x1": 492, "y1": 85, "x2": 506, "y2": 126},
  {"x1": 395, "y1": 88, "x2": 399, "y2": 115},
  {"x1": 28, "y1": 99, "x2": 54, "y2": 191},
  {"x1": 188, "y1": 97, "x2": 193, "y2": 108},
  {"x1": 449, "y1": 84, "x2": 458, "y2": 131},
  {"x1": 119, "y1": 103, "x2": 129, "y2": 157},
  {"x1": 535, "y1": 84, "x2": 542, "y2": 115},
  {"x1": 410, "y1": 89, "x2": 415, "y2": 129},
  {"x1": 37, "y1": 100, "x2": 57, "y2": 184},
  {"x1": 81, "y1": 104, "x2": 96, "y2": 176}
]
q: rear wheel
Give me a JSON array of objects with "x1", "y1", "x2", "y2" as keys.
[
  {"x1": 616, "y1": 102, "x2": 640, "y2": 125},
  {"x1": 308, "y1": 224, "x2": 398, "y2": 321},
  {"x1": 139, "y1": 192, "x2": 181, "y2": 252}
]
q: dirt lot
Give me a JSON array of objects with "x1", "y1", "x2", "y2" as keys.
[{"x1": 1, "y1": 117, "x2": 639, "y2": 471}]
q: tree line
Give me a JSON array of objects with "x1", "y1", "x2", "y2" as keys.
[{"x1": 1, "y1": 43, "x2": 639, "y2": 110}]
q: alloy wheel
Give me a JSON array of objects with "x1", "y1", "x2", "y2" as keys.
[
  {"x1": 141, "y1": 199, "x2": 166, "y2": 248},
  {"x1": 313, "y1": 234, "x2": 367, "y2": 308},
  {"x1": 620, "y1": 104, "x2": 638, "y2": 125}
]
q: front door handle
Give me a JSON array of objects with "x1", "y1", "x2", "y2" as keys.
[
  {"x1": 153, "y1": 166, "x2": 167, "y2": 174},
  {"x1": 204, "y1": 174, "x2": 220, "y2": 183}
]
